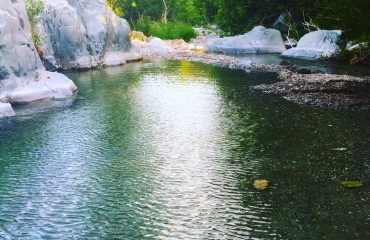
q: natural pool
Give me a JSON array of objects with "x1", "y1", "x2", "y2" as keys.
[{"x1": 0, "y1": 60, "x2": 369, "y2": 239}]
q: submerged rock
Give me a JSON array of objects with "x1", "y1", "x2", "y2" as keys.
[
  {"x1": 0, "y1": 0, "x2": 77, "y2": 114},
  {"x1": 37, "y1": 0, "x2": 142, "y2": 70},
  {"x1": 282, "y1": 30, "x2": 342, "y2": 59},
  {"x1": 207, "y1": 26, "x2": 286, "y2": 54},
  {"x1": 0, "y1": 103, "x2": 16, "y2": 118}
]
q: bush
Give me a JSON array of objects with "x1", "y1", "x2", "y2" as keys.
[
  {"x1": 133, "y1": 18, "x2": 196, "y2": 41},
  {"x1": 25, "y1": 0, "x2": 45, "y2": 47}
]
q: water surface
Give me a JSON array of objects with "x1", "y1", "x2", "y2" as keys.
[{"x1": 0, "y1": 60, "x2": 369, "y2": 239}]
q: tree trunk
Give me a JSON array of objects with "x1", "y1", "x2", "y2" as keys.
[{"x1": 162, "y1": 0, "x2": 168, "y2": 23}]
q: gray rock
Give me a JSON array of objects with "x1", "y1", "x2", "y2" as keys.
[
  {"x1": 207, "y1": 26, "x2": 286, "y2": 54},
  {"x1": 0, "y1": 102, "x2": 16, "y2": 118},
  {"x1": 38, "y1": 0, "x2": 142, "y2": 70},
  {"x1": 148, "y1": 37, "x2": 171, "y2": 49},
  {"x1": 282, "y1": 30, "x2": 342, "y2": 59},
  {"x1": 0, "y1": 0, "x2": 77, "y2": 107}
]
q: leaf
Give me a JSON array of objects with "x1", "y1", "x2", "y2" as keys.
[
  {"x1": 253, "y1": 179, "x2": 269, "y2": 190},
  {"x1": 341, "y1": 181, "x2": 364, "y2": 188}
]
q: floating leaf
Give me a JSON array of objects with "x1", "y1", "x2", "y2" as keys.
[
  {"x1": 341, "y1": 181, "x2": 364, "y2": 188},
  {"x1": 253, "y1": 179, "x2": 269, "y2": 190}
]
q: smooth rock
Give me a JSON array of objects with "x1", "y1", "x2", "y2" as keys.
[
  {"x1": 38, "y1": 0, "x2": 142, "y2": 70},
  {"x1": 148, "y1": 37, "x2": 171, "y2": 49},
  {"x1": 253, "y1": 179, "x2": 269, "y2": 190},
  {"x1": 0, "y1": 103, "x2": 16, "y2": 118},
  {"x1": 0, "y1": 0, "x2": 77, "y2": 104},
  {"x1": 8, "y1": 70, "x2": 77, "y2": 103},
  {"x1": 282, "y1": 30, "x2": 342, "y2": 59},
  {"x1": 207, "y1": 26, "x2": 286, "y2": 54}
]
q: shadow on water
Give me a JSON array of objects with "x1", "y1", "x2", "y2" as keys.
[{"x1": 0, "y1": 59, "x2": 369, "y2": 239}]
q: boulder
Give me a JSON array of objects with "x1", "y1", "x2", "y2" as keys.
[
  {"x1": 172, "y1": 39, "x2": 188, "y2": 50},
  {"x1": 207, "y1": 26, "x2": 286, "y2": 54},
  {"x1": 0, "y1": 0, "x2": 77, "y2": 108},
  {"x1": 0, "y1": 103, "x2": 16, "y2": 118},
  {"x1": 37, "y1": 0, "x2": 142, "y2": 70},
  {"x1": 148, "y1": 37, "x2": 170, "y2": 48},
  {"x1": 282, "y1": 30, "x2": 342, "y2": 59},
  {"x1": 130, "y1": 31, "x2": 148, "y2": 42}
]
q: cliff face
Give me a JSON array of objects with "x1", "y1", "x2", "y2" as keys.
[
  {"x1": 0, "y1": 0, "x2": 77, "y2": 112},
  {"x1": 38, "y1": 0, "x2": 142, "y2": 70},
  {"x1": 0, "y1": 0, "x2": 141, "y2": 117}
]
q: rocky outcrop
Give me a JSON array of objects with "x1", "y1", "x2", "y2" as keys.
[
  {"x1": 207, "y1": 26, "x2": 286, "y2": 54},
  {"x1": 0, "y1": 0, "x2": 77, "y2": 117},
  {"x1": 38, "y1": 0, "x2": 142, "y2": 70},
  {"x1": 0, "y1": 103, "x2": 16, "y2": 118},
  {"x1": 254, "y1": 69, "x2": 370, "y2": 109},
  {"x1": 282, "y1": 30, "x2": 342, "y2": 59}
]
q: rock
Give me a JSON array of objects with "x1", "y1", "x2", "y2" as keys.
[
  {"x1": 130, "y1": 31, "x2": 148, "y2": 42},
  {"x1": 148, "y1": 37, "x2": 171, "y2": 49},
  {"x1": 207, "y1": 26, "x2": 286, "y2": 54},
  {"x1": 37, "y1": 0, "x2": 142, "y2": 70},
  {"x1": 282, "y1": 30, "x2": 342, "y2": 59},
  {"x1": 0, "y1": 103, "x2": 16, "y2": 118},
  {"x1": 240, "y1": 60, "x2": 252, "y2": 69},
  {"x1": 253, "y1": 179, "x2": 269, "y2": 190},
  {"x1": 8, "y1": 70, "x2": 77, "y2": 103},
  {"x1": 273, "y1": 14, "x2": 289, "y2": 35},
  {"x1": 195, "y1": 46, "x2": 205, "y2": 53},
  {"x1": 172, "y1": 39, "x2": 188, "y2": 50},
  {"x1": 0, "y1": 0, "x2": 77, "y2": 104}
]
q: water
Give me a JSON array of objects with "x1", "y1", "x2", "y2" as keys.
[{"x1": 0, "y1": 60, "x2": 369, "y2": 239}]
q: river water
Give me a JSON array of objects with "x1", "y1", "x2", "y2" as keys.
[{"x1": 0, "y1": 60, "x2": 369, "y2": 239}]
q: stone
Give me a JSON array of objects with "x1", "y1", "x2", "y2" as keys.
[
  {"x1": 207, "y1": 26, "x2": 286, "y2": 54},
  {"x1": 172, "y1": 39, "x2": 188, "y2": 50},
  {"x1": 282, "y1": 30, "x2": 342, "y2": 59},
  {"x1": 37, "y1": 0, "x2": 142, "y2": 70},
  {"x1": 195, "y1": 46, "x2": 205, "y2": 53},
  {"x1": 130, "y1": 31, "x2": 148, "y2": 42},
  {"x1": 148, "y1": 37, "x2": 171, "y2": 49},
  {"x1": 0, "y1": 0, "x2": 77, "y2": 105},
  {"x1": 0, "y1": 103, "x2": 16, "y2": 118},
  {"x1": 341, "y1": 181, "x2": 364, "y2": 188}
]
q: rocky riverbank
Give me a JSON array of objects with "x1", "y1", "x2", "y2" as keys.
[{"x1": 133, "y1": 39, "x2": 370, "y2": 109}]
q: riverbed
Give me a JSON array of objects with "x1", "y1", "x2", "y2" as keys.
[{"x1": 0, "y1": 60, "x2": 369, "y2": 239}]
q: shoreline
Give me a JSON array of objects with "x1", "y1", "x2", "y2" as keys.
[{"x1": 133, "y1": 42, "x2": 370, "y2": 109}]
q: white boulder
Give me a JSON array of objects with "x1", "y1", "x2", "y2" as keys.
[
  {"x1": 38, "y1": 0, "x2": 142, "y2": 70},
  {"x1": 148, "y1": 37, "x2": 171, "y2": 49},
  {"x1": 282, "y1": 30, "x2": 342, "y2": 59},
  {"x1": 0, "y1": 0, "x2": 77, "y2": 108},
  {"x1": 0, "y1": 103, "x2": 16, "y2": 118},
  {"x1": 207, "y1": 26, "x2": 286, "y2": 54}
]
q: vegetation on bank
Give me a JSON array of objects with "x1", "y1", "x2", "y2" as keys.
[
  {"x1": 133, "y1": 18, "x2": 196, "y2": 42},
  {"x1": 107, "y1": 0, "x2": 369, "y2": 64},
  {"x1": 25, "y1": 0, "x2": 45, "y2": 47}
]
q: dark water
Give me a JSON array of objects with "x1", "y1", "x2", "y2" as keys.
[{"x1": 0, "y1": 60, "x2": 369, "y2": 239}]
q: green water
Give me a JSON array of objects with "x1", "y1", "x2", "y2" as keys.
[{"x1": 0, "y1": 60, "x2": 369, "y2": 239}]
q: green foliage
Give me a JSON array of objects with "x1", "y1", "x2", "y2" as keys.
[
  {"x1": 134, "y1": 18, "x2": 196, "y2": 41},
  {"x1": 25, "y1": 0, "x2": 45, "y2": 47},
  {"x1": 25, "y1": 0, "x2": 45, "y2": 23}
]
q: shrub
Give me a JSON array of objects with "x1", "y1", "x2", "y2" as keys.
[
  {"x1": 25, "y1": 0, "x2": 45, "y2": 47},
  {"x1": 133, "y1": 18, "x2": 196, "y2": 42}
]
